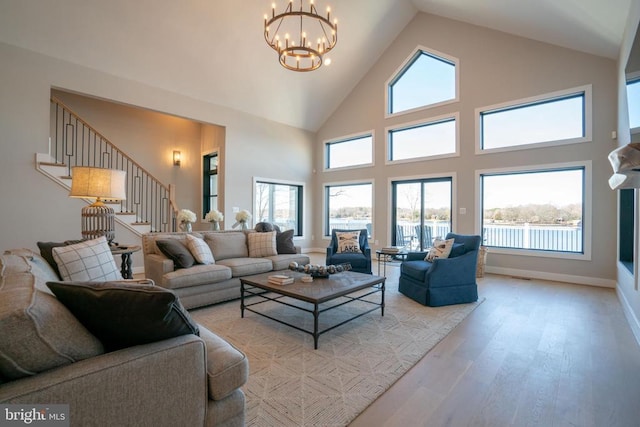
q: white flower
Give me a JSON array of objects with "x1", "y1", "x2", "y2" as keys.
[
  {"x1": 236, "y1": 209, "x2": 252, "y2": 222},
  {"x1": 177, "y1": 209, "x2": 197, "y2": 224},
  {"x1": 205, "y1": 209, "x2": 224, "y2": 222}
]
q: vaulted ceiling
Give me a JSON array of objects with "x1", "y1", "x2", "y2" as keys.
[{"x1": 0, "y1": 0, "x2": 633, "y2": 131}]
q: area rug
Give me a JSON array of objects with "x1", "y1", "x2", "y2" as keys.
[{"x1": 191, "y1": 285, "x2": 482, "y2": 427}]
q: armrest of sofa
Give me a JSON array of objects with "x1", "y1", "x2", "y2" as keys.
[
  {"x1": 0, "y1": 335, "x2": 208, "y2": 427},
  {"x1": 144, "y1": 253, "x2": 174, "y2": 285},
  {"x1": 426, "y1": 250, "x2": 478, "y2": 287},
  {"x1": 198, "y1": 326, "x2": 249, "y2": 401}
]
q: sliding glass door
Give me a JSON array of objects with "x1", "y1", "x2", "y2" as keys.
[{"x1": 391, "y1": 178, "x2": 452, "y2": 250}]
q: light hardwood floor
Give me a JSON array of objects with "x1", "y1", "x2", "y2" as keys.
[{"x1": 341, "y1": 256, "x2": 640, "y2": 427}]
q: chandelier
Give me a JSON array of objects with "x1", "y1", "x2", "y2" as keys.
[{"x1": 264, "y1": 0, "x2": 338, "y2": 72}]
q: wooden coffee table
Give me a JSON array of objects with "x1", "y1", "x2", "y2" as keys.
[{"x1": 240, "y1": 271, "x2": 385, "y2": 349}]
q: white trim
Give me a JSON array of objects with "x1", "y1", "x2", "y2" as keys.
[
  {"x1": 384, "y1": 112, "x2": 460, "y2": 165},
  {"x1": 323, "y1": 130, "x2": 375, "y2": 172},
  {"x1": 386, "y1": 172, "x2": 458, "y2": 247},
  {"x1": 616, "y1": 284, "x2": 640, "y2": 347},
  {"x1": 486, "y1": 267, "x2": 615, "y2": 288},
  {"x1": 475, "y1": 84, "x2": 593, "y2": 155},
  {"x1": 475, "y1": 161, "x2": 592, "y2": 261},
  {"x1": 384, "y1": 45, "x2": 459, "y2": 119},
  {"x1": 323, "y1": 179, "x2": 375, "y2": 239}
]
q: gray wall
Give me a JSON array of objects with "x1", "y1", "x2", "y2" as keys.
[
  {"x1": 316, "y1": 13, "x2": 618, "y2": 285},
  {"x1": 0, "y1": 41, "x2": 315, "y2": 271}
]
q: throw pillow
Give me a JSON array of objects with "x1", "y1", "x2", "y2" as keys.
[
  {"x1": 156, "y1": 239, "x2": 195, "y2": 269},
  {"x1": 247, "y1": 231, "x2": 277, "y2": 257},
  {"x1": 0, "y1": 259, "x2": 104, "y2": 380},
  {"x1": 46, "y1": 281, "x2": 200, "y2": 352},
  {"x1": 336, "y1": 231, "x2": 361, "y2": 253},
  {"x1": 185, "y1": 234, "x2": 215, "y2": 265},
  {"x1": 52, "y1": 236, "x2": 122, "y2": 281},
  {"x1": 276, "y1": 229, "x2": 297, "y2": 254},
  {"x1": 37, "y1": 240, "x2": 83, "y2": 279},
  {"x1": 425, "y1": 238, "x2": 455, "y2": 262}
]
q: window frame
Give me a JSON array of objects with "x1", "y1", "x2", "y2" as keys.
[
  {"x1": 475, "y1": 85, "x2": 593, "y2": 155},
  {"x1": 627, "y1": 72, "x2": 640, "y2": 135},
  {"x1": 475, "y1": 161, "x2": 592, "y2": 260},
  {"x1": 323, "y1": 180, "x2": 374, "y2": 239},
  {"x1": 385, "y1": 46, "x2": 460, "y2": 119},
  {"x1": 252, "y1": 177, "x2": 304, "y2": 237},
  {"x1": 202, "y1": 152, "x2": 219, "y2": 219},
  {"x1": 323, "y1": 131, "x2": 375, "y2": 171},
  {"x1": 385, "y1": 112, "x2": 460, "y2": 165}
]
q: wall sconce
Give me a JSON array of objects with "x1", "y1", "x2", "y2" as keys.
[{"x1": 173, "y1": 150, "x2": 181, "y2": 167}]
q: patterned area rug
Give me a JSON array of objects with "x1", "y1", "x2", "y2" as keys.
[{"x1": 191, "y1": 284, "x2": 482, "y2": 427}]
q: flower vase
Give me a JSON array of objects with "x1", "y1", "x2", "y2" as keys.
[
  {"x1": 211, "y1": 221, "x2": 220, "y2": 231},
  {"x1": 240, "y1": 221, "x2": 248, "y2": 230},
  {"x1": 180, "y1": 222, "x2": 192, "y2": 233}
]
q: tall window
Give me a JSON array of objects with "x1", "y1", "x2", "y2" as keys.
[
  {"x1": 325, "y1": 133, "x2": 373, "y2": 170},
  {"x1": 479, "y1": 86, "x2": 590, "y2": 152},
  {"x1": 628, "y1": 78, "x2": 640, "y2": 131},
  {"x1": 480, "y1": 166, "x2": 585, "y2": 254},
  {"x1": 203, "y1": 153, "x2": 218, "y2": 218},
  {"x1": 325, "y1": 183, "x2": 373, "y2": 237},
  {"x1": 388, "y1": 115, "x2": 457, "y2": 162},
  {"x1": 391, "y1": 178, "x2": 452, "y2": 250},
  {"x1": 254, "y1": 180, "x2": 303, "y2": 235},
  {"x1": 388, "y1": 48, "x2": 457, "y2": 115}
]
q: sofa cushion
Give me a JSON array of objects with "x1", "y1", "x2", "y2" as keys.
[
  {"x1": 157, "y1": 238, "x2": 195, "y2": 269},
  {"x1": 425, "y1": 237, "x2": 455, "y2": 262},
  {"x1": 52, "y1": 237, "x2": 122, "y2": 281},
  {"x1": 0, "y1": 254, "x2": 104, "y2": 380},
  {"x1": 2, "y1": 249, "x2": 59, "y2": 295},
  {"x1": 162, "y1": 264, "x2": 233, "y2": 290},
  {"x1": 46, "y1": 281, "x2": 200, "y2": 352},
  {"x1": 267, "y1": 254, "x2": 310, "y2": 271},
  {"x1": 449, "y1": 242, "x2": 466, "y2": 258},
  {"x1": 186, "y1": 234, "x2": 215, "y2": 265},
  {"x1": 204, "y1": 232, "x2": 248, "y2": 261},
  {"x1": 247, "y1": 231, "x2": 277, "y2": 258},
  {"x1": 400, "y1": 259, "x2": 433, "y2": 282},
  {"x1": 216, "y1": 258, "x2": 273, "y2": 277},
  {"x1": 336, "y1": 230, "x2": 361, "y2": 253},
  {"x1": 276, "y1": 229, "x2": 297, "y2": 254},
  {"x1": 198, "y1": 327, "x2": 249, "y2": 401}
]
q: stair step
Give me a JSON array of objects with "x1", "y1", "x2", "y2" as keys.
[
  {"x1": 39, "y1": 161, "x2": 66, "y2": 167},
  {"x1": 132, "y1": 222, "x2": 151, "y2": 225},
  {"x1": 60, "y1": 175, "x2": 72, "y2": 180}
]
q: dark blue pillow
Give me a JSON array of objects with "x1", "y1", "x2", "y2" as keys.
[{"x1": 449, "y1": 243, "x2": 465, "y2": 258}]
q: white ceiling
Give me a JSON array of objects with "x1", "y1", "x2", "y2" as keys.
[{"x1": 0, "y1": 0, "x2": 633, "y2": 131}]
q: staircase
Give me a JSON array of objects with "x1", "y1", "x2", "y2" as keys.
[{"x1": 37, "y1": 97, "x2": 178, "y2": 236}]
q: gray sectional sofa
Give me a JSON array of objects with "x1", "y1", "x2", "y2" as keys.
[
  {"x1": 0, "y1": 250, "x2": 248, "y2": 427},
  {"x1": 142, "y1": 230, "x2": 310, "y2": 309}
]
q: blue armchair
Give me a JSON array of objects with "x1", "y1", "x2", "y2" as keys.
[
  {"x1": 326, "y1": 229, "x2": 372, "y2": 274},
  {"x1": 398, "y1": 233, "x2": 480, "y2": 306}
]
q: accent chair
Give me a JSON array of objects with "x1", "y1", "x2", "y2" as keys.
[
  {"x1": 398, "y1": 232, "x2": 481, "y2": 306},
  {"x1": 326, "y1": 228, "x2": 372, "y2": 274}
]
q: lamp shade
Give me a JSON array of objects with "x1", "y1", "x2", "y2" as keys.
[{"x1": 70, "y1": 167, "x2": 126, "y2": 200}]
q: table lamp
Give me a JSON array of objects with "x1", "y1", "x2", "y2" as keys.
[{"x1": 69, "y1": 166, "x2": 127, "y2": 244}]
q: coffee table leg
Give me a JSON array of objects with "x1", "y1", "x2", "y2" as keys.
[
  {"x1": 313, "y1": 303, "x2": 319, "y2": 350},
  {"x1": 381, "y1": 280, "x2": 385, "y2": 316},
  {"x1": 240, "y1": 281, "x2": 245, "y2": 318}
]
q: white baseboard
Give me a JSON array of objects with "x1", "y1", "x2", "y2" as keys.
[
  {"x1": 485, "y1": 266, "x2": 616, "y2": 288},
  {"x1": 616, "y1": 285, "x2": 640, "y2": 347}
]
